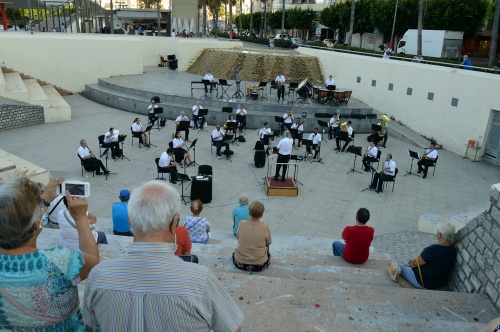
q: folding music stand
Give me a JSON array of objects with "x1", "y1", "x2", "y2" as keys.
[
  {"x1": 289, "y1": 128, "x2": 300, "y2": 150},
  {"x1": 153, "y1": 107, "x2": 163, "y2": 130},
  {"x1": 287, "y1": 82, "x2": 298, "y2": 105},
  {"x1": 198, "y1": 109, "x2": 209, "y2": 133},
  {"x1": 144, "y1": 125, "x2": 156, "y2": 149},
  {"x1": 405, "y1": 150, "x2": 421, "y2": 177},
  {"x1": 336, "y1": 130, "x2": 349, "y2": 154},
  {"x1": 188, "y1": 138, "x2": 199, "y2": 167},
  {"x1": 201, "y1": 79, "x2": 211, "y2": 99},
  {"x1": 218, "y1": 79, "x2": 233, "y2": 101},
  {"x1": 317, "y1": 120, "x2": 329, "y2": 142},
  {"x1": 263, "y1": 134, "x2": 274, "y2": 155},
  {"x1": 177, "y1": 121, "x2": 190, "y2": 142},
  {"x1": 226, "y1": 122, "x2": 239, "y2": 146},
  {"x1": 302, "y1": 139, "x2": 314, "y2": 163},
  {"x1": 258, "y1": 82, "x2": 268, "y2": 100},
  {"x1": 347, "y1": 145, "x2": 363, "y2": 175},
  {"x1": 236, "y1": 114, "x2": 247, "y2": 133}
]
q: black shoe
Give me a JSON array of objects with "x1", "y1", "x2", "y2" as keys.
[
  {"x1": 382, "y1": 145, "x2": 386, "y2": 148},
  {"x1": 170, "y1": 179, "x2": 177, "y2": 184},
  {"x1": 217, "y1": 152, "x2": 222, "y2": 157},
  {"x1": 417, "y1": 170, "x2": 423, "y2": 173},
  {"x1": 104, "y1": 170, "x2": 110, "y2": 175},
  {"x1": 297, "y1": 144, "x2": 301, "y2": 147},
  {"x1": 281, "y1": 178, "x2": 286, "y2": 182},
  {"x1": 274, "y1": 177, "x2": 279, "y2": 181},
  {"x1": 364, "y1": 168, "x2": 370, "y2": 172},
  {"x1": 422, "y1": 173, "x2": 427, "y2": 179},
  {"x1": 95, "y1": 172, "x2": 103, "y2": 175},
  {"x1": 375, "y1": 189, "x2": 382, "y2": 193},
  {"x1": 334, "y1": 148, "x2": 340, "y2": 151}
]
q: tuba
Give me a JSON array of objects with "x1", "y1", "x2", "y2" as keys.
[
  {"x1": 341, "y1": 122, "x2": 348, "y2": 132},
  {"x1": 378, "y1": 115, "x2": 390, "y2": 137}
]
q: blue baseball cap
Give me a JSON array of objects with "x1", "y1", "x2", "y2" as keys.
[{"x1": 119, "y1": 189, "x2": 130, "y2": 201}]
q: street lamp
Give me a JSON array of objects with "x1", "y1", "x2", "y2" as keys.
[{"x1": 389, "y1": 0, "x2": 398, "y2": 50}]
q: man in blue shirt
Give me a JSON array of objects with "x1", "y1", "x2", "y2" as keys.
[
  {"x1": 232, "y1": 194, "x2": 250, "y2": 235},
  {"x1": 462, "y1": 55, "x2": 472, "y2": 70},
  {"x1": 112, "y1": 189, "x2": 133, "y2": 236}
]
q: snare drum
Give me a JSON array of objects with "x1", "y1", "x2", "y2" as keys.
[{"x1": 250, "y1": 92, "x2": 259, "y2": 100}]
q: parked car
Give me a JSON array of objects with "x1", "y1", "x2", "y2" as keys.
[
  {"x1": 323, "y1": 39, "x2": 335, "y2": 44},
  {"x1": 274, "y1": 33, "x2": 290, "y2": 40}
]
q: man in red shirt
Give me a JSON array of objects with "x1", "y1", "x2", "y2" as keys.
[{"x1": 332, "y1": 208, "x2": 374, "y2": 264}]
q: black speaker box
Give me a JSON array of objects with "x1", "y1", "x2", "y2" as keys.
[
  {"x1": 254, "y1": 150, "x2": 266, "y2": 168},
  {"x1": 190, "y1": 176, "x2": 212, "y2": 203}
]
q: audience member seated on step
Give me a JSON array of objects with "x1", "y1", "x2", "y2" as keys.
[
  {"x1": 112, "y1": 189, "x2": 133, "y2": 237},
  {"x1": 38, "y1": 179, "x2": 65, "y2": 229},
  {"x1": 103, "y1": 127, "x2": 125, "y2": 159},
  {"x1": 58, "y1": 197, "x2": 108, "y2": 248},
  {"x1": 175, "y1": 111, "x2": 190, "y2": 141},
  {"x1": 232, "y1": 194, "x2": 250, "y2": 236},
  {"x1": 192, "y1": 101, "x2": 205, "y2": 129},
  {"x1": 132, "y1": 118, "x2": 149, "y2": 147},
  {"x1": 479, "y1": 317, "x2": 500, "y2": 332},
  {"x1": 159, "y1": 148, "x2": 179, "y2": 184},
  {"x1": 148, "y1": 98, "x2": 158, "y2": 126},
  {"x1": 83, "y1": 181, "x2": 244, "y2": 331},
  {"x1": 332, "y1": 208, "x2": 373, "y2": 264},
  {"x1": 0, "y1": 177, "x2": 99, "y2": 330},
  {"x1": 78, "y1": 139, "x2": 109, "y2": 175},
  {"x1": 172, "y1": 132, "x2": 193, "y2": 166},
  {"x1": 184, "y1": 199, "x2": 210, "y2": 244},
  {"x1": 398, "y1": 222, "x2": 456, "y2": 290},
  {"x1": 174, "y1": 222, "x2": 192, "y2": 256},
  {"x1": 233, "y1": 201, "x2": 272, "y2": 272}
]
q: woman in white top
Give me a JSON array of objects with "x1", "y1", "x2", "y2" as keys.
[
  {"x1": 131, "y1": 118, "x2": 149, "y2": 146},
  {"x1": 172, "y1": 131, "x2": 193, "y2": 166},
  {"x1": 148, "y1": 99, "x2": 158, "y2": 126}
]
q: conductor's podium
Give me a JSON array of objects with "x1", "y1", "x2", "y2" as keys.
[{"x1": 265, "y1": 177, "x2": 298, "y2": 197}]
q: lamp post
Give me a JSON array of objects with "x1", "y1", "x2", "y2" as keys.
[{"x1": 389, "y1": 0, "x2": 398, "y2": 50}]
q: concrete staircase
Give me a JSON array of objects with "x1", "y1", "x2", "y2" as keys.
[
  {"x1": 36, "y1": 227, "x2": 499, "y2": 331},
  {"x1": 0, "y1": 67, "x2": 71, "y2": 123}
]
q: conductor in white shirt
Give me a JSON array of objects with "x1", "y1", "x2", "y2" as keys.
[
  {"x1": 203, "y1": 72, "x2": 216, "y2": 93},
  {"x1": 274, "y1": 130, "x2": 293, "y2": 182}
]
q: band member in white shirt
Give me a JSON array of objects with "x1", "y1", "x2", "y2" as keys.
[
  {"x1": 172, "y1": 131, "x2": 193, "y2": 166},
  {"x1": 275, "y1": 72, "x2": 286, "y2": 101},
  {"x1": 336, "y1": 121, "x2": 353, "y2": 152},
  {"x1": 212, "y1": 124, "x2": 230, "y2": 156},
  {"x1": 306, "y1": 128, "x2": 322, "y2": 159},
  {"x1": 328, "y1": 113, "x2": 340, "y2": 139},
  {"x1": 236, "y1": 104, "x2": 247, "y2": 131},
  {"x1": 362, "y1": 140, "x2": 379, "y2": 172},
  {"x1": 274, "y1": 130, "x2": 294, "y2": 182},
  {"x1": 418, "y1": 143, "x2": 438, "y2": 179},
  {"x1": 203, "y1": 71, "x2": 216, "y2": 93},
  {"x1": 148, "y1": 98, "x2": 158, "y2": 126},
  {"x1": 158, "y1": 148, "x2": 178, "y2": 184},
  {"x1": 78, "y1": 139, "x2": 109, "y2": 175},
  {"x1": 175, "y1": 111, "x2": 190, "y2": 141},
  {"x1": 325, "y1": 75, "x2": 336, "y2": 88},
  {"x1": 259, "y1": 122, "x2": 272, "y2": 149},
  {"x1": 290, "y1": 118, "x2": 304, "y2": 147},
  {"x1": 192, "y1": 101, "x2": 204, "y2": 129},
  {"x1": 281, "y1": 109, "x2": 294, "y2": 132},
  {"x1": 131, "y1": 118, "x2": 149, "y2": 146},
  {"x1": 103, "y1": 127, "x2": 125, "y2": 159},
  {"x1": 371, "y1": 154, "x2": 396, "y2": 193}
]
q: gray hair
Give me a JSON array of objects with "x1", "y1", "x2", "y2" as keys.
[
  {"x1": 239, "y1": 194, "x2": 249, "y2": 206},
  {"x1": 128, "y1": 181, "x2": 180, "y2": 235},
  {"x1": 437, "y1": 222, "x2": 455, "y2": 242},
  {"x1": 284, "y1": 130, "x2": 291, "y2": 138},
  {"x1": 0, "y1": 177, "x2": 41, "y2": 249}
]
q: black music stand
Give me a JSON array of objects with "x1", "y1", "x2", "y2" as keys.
[
  {"x1": 201, "y1": 79, "x2": 211, "y2": 99},
  {"x1": 226, "y1": 122, "x2": 239, "y2": 146},
  {"x1": 153, "y1": 107, "x2": 163, "y2": 130},
  {"x1": 218, "y1": 79, "x2": 233, "y2": 101},
  {"x1": 179, "y1": 157, "x2": 191, "y2": 205},
  {"x1": 188, "y1": 138, "x2": 199, "y2": 167},
  {"x1": 274, "y1": 116, "x2": 284, "y2": 135},
  {"x1": 347, "y1": 145, "x2": 363, "y2": 174},
  {"x1": 177, "y1": 121, "x2": 190, "y2": 142},
  {"x1": 405, "y1": 150, "x2": 421, "y2": 177},
  {"x1": 302, "y1": 139, "x2": 314, "y2": 162},
  {"x1": 289, "y1": 128, "x2": 300, "y2": 150},
  {"x1": 371, "y1": 124, "x2": 382, "y2": 132},
  {"x1": 264, "y1": 134, "x2": 274, "y2": 156},
  {"x1": 198, "y1": 109, "x2": 208, "y2": 133},
  {"x1": 101, "y1": 148, "x2": 117, "y2": 180},
  {"x1": 258, "y1": 82, "x2": 268, "y2": 100},
  {"x1": 336, "y1": 130, "x2": 349, "y2": 154},
  {"x1": 317, "y1": 120, "x2": 329, "y2": 142},
  {"x1": 118, "y1": 135, "x2": 130, "y2": 161},
  {"x1": 287, "y1": 82, "x2": 298, "y2": 105},
  {"x1": 144, "y1": 125, "x2": 156, "y2": 149}
]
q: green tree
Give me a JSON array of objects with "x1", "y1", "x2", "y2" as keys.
[{"x1": 137, "y1": 0, "x2": 159, "y2": 8}]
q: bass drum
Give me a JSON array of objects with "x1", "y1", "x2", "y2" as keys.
[{"x1": 297, "y1": 79, "x2": 313, "y2": 98}]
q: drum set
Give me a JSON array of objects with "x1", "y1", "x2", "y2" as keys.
[{"x1": 246, "y1": 85, "x2": 260, "y2": 101}]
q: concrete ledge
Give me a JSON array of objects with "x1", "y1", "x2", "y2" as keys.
[
  {"x1": 0, "y1": 149, "x2": 50, "y2": 183},
  {"x1": 25, "y1": 79, "x2": 50, "y2": 110},
  {"x1": 41, "y1": 85, "x2": 71, "y2": 122},
  {"x1": 0, "y1": 71, "x2": 5, "y2": 94},
  {"x1": 417, "y1": 204, "x2": 488, "y2": 234},
  {"x1": 2, "y1": 73, "x2": 29, "y2": 102}
]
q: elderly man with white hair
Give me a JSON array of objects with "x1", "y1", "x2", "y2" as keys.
[
  {"x1": 84, "y1": 181, "x2": 244, "y2": 331},
  {"x1": 398, "y1": 222, "x2": 456, "y2": 290},
  {"x1": 232, "y1": 194, "x2": 250, "y2": 236}
]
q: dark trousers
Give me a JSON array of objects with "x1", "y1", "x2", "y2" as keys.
[
  {"x1": 160, "y1": 166, "x2": 178, "y2": 182},
  {"x1": 204, "y1": 81, "x2": 215, "y2": 92},
  {"x1": 275, "y1": 153, "x2": 291, "y2": 179},
  {"x1": 148, "y1": 112, "x2": 156, "y2": 126},
  {"x1": 293, "y1": 133, "x2": 303, "y2": 146},
  {"x1": 104, "y1": 141, "x2": 120, "y2": 158},
  {"x1": 213, "y1": 140, "x2": 229, "y2": 154},
  {"x1": 418, "y1": 159, "x2": 434, "y2": 174},
  {"x1": 336, "y1": 137, "x2": 352, "y2": 151},
  {"x1": 277, "y1": 85, "x2": 285, "y2": 100},
  {"x1": 329, "y1": 126, "x2": 339, "y2": 139},
  {"x1": 176, "y1": 128, "x2": 189, "y2": 141},
  {"x1": 371, "y1": 172, "x2": 394, "y2": 191},
  {"x1": 238, "y1": 118, "x2": 246, "y2": 130},
  {"x1": 193, "y1": 114, "x2": 205, "y2": 129},
  {"x1": 281, "y1": 122, "x2": 292, "y2": 133},
  {"x1": 83, "y1": 157, "x2": 106, "y2": 173},
  {"x1": 133, "y1": 132, "x2": 145, "y2": 144},
  {"x1": 362, "y1": 156, "x2": 377, "y2": 170},
  {"x1": 307, "y1": 144, "x2": 320, "y2": 158},
  {"x1": 113, "y1": 229, "x2": 134, "y2": 237}
]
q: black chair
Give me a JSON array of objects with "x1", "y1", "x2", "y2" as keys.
[
  {"x1": 374, "y1": 149, "x2": 382, "y2": 171},
  {"x1": 98, "y1": 135, "x2": 106, "y2": 156},
  {"x1": 78, "y1": 154, "x2": 96, "y2": 178},
  {"x1": 131, "y1": 127, "x2": 142, "y2": 148},
  {"x1": 385, "y1": 168, "x2": 399, "y2": 192},
  {"x1": 427, "y1": 156, "x2": 439, "y2": 176},
  {"x1": 198, "y1": 165, "x2": 213, "y2": 176},
  {"x1": 155, "y1": 157, "x2": 168, "y2": 180},
  {"x1": 222, "y1": 106, "x2": 233, "y2": 114}
]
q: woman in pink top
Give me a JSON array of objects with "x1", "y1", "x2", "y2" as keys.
[{"x1": 232, "y1": 201, "x2": 272, "y2": 272}]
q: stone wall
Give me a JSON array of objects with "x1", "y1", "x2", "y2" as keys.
[
  {"x1": 449, "y1": 183, "x2": 500, "y2": 311},
  {"x1": 0, "y1": 98, "x2": 45, "y2": 131}
]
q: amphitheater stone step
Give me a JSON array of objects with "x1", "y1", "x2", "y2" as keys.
[
  {"x1": 41, "y1": 85, "x2": 71, "y2": 122},
  {"x1": 24, "y1": 78, "x2": 51, "y2": 110},
  {"x1": 1, "y1": 72, "x2": 29, "y2": 102},
  {"x1": 0, "y1": 70, "x2": 5, "y2": 94}
]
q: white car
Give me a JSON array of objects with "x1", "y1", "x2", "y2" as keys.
[
  {"x1": 290, "y1": 38, "x2": 303, "y2": 45},
  {"x1": 274, "y1": 33, "x2": 289, "y2": 40}
]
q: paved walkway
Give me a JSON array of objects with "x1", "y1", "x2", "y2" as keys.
[{"x1": 1, "y1": 92, "x2": 498, "y2": 246}]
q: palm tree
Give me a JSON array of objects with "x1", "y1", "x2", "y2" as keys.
[
  {"x1": 417, "y1": 0, "x2": 423, "y2": 56},
  {"x1": 347, "y1": 0, "x2": 355, "y2": 46}
]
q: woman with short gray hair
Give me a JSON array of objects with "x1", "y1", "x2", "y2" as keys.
[
  {"x1": 0, "y1": 177, "x2": 99, "y2": 330},
  {"x1": 398, "y1": 222, "x2": 456, "y2": 290}
]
